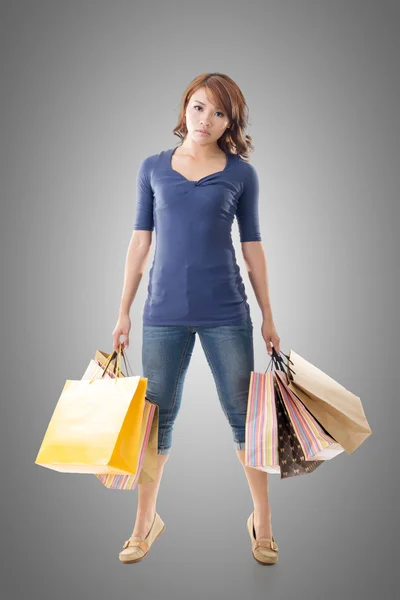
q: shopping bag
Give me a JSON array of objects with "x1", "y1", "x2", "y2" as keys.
[
  {"x1": 96, "y1": 400, "x2": 158, "y2": 489},
  {"x1": 245, "y1": 370, "x2": 324, "y2": 479},
  {"x1": 274, "y1": 379, "x2": 325, "y2": 478},
  {"x1": 34, "y1": 350, "x2": 147, "y2": 474},
  {"x1": 282, "y1": 350, "x2": 372, "y2": 454},
  {"x1": 274, "y1": 370, "x2": 345, "y2": 461},
  {"x1": 89, "y1": 349, "x2": 159, "y2": 489},
  {"x1": 245, "y1": 370, "x2": 280, "y2": 474}
]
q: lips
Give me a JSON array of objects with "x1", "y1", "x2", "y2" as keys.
[{"x1": 197, "y1": 130, "x2": 209, "y2": 134}]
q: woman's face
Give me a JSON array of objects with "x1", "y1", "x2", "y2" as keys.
[{"x1": 185, "y1": 87, "x2": 231, "y2": 144}]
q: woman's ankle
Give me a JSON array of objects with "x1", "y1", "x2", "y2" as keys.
[
  {"x1": 136, "y1": 507, "x2": 156, "y2": 519},
  {"x1": 254, "y1": 505, "x2": 271, "y2": 519}
]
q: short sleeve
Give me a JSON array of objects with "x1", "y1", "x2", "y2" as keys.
[
  {"x1": 133, "y1": 156, "x2": 154, "y2": 231},
  {"x1": 235, "y1": 162, "x2": 262, "y2": 242}
]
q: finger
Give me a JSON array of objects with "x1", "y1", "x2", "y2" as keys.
[
  {"x1": 113, "y1": 334, "x2": 121, "y2": 353},
  {"x1": 122, "y1": 333, "x2": 129, "y2": 350},
  {"x1": 273, "y1": 339, "x2": 281, "y2": 355}
]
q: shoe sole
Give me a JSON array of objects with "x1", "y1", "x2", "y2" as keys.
[
  {"x1": 120, "y1": 524, "x2": 166, "y2": 564},
  {"x1": 252, "y1": 553, "x2": 278, "y2": 565}
]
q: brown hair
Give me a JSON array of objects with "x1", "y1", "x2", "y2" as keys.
[{"x1": 172, "y1": 72, "x2": 254, "y2": 161}]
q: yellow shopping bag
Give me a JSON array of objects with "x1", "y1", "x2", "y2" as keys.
[
  {"x1": 34, "y1": 349, "x2": 147, "y2": 475},
  {"x1": 91, "y1": 349, "x2": 159, "y2": 488}
]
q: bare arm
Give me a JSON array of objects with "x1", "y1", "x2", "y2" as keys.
[
  {"x1": 118, "y1": 230, "x2": 152, "y2": 317},
  {"x1": 241, "y1": 240, "x2": 281, "y2": 355},
  {"x1": 112, "y1": 230, "x2": 152, "y2": 352},
  {"x1": 241, "y1": 241, "x2": 274, "y2": 323}
]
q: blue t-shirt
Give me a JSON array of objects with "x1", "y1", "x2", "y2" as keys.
[{"x1": 133, "y1": 147, "x2": 262, "y2": 326}]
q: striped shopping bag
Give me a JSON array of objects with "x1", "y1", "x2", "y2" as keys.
[
  {"x1": 245, "y1": 371, "x2": 324, "y2": 479},
  {"x1": 245, "y1": 370, "x2": 280, "y2": 474}
]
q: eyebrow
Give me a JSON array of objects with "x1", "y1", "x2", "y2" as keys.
[{"x1": 193, "y1": 99, "x2": 223, "y2": 110}]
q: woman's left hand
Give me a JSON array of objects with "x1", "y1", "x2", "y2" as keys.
[{"x1": 261, "y1": 318, "x2": 281, "y2": 356}]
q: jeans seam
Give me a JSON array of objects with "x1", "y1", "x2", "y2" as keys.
[
  {"x1": 158, "y1": 330, "x2": 194, "y2": 450},
  {"x1": 200, "y1": 338, "x2": 234, "y2": 429}
]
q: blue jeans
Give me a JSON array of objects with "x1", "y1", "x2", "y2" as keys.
[{"x1": 142, "y1": 314, "x2": 254, "y2": 454}]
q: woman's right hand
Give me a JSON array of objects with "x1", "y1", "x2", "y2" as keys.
[{"x1": 112, "y1": 313, "x2": 131, "y2": 353}]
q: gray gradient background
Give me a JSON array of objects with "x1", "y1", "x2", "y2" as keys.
[{"x1": 1, "y1": 0, "x2": 398, "y2": 599}]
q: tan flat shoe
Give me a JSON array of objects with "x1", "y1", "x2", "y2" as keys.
[
  {"x1": 119, "y1": 512, "x2": 166, "y2": 564},
  {"x1": 247, "y1": 511, "x2": 279, "y2": 565}
]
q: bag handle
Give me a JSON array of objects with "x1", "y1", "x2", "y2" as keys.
[
  {"x1": 264, "y1": 354, "x2": 285, "y2": 374},
  {"x1": 264, "y1": 347, "x2": 296, "y2": 379},
  {"x1": 119, "y1": 346, "x2": 134, "y2": 376},
  {"x1": 104, "y1": 343, "x2": 136, "y2": 377},
  {"x1": 89, "y1": 344, "x2": 125, "y2": 384},
  {"x1": 107, "y1": 344, "x2": 132, "y2": 377}
]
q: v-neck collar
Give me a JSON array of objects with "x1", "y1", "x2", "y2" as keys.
[{"x1": 168, "y1": 147, "x2": 232, "y2": 184}]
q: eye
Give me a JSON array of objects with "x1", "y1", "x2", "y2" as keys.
[{"x1": 194, "y1": 105, "x2": 224, "y2": 117}]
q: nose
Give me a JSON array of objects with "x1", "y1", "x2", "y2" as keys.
[{"x1": 199, "y1": 116, "x2": 211, "y2": 126}]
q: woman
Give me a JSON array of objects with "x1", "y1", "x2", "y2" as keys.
[{"x1": 112, "y1": 72, "x2": 281, "y2": 565}]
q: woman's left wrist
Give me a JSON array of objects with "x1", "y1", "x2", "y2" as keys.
[{"x1": 262, "y1": 312, "x2": 274, "y2": 324}]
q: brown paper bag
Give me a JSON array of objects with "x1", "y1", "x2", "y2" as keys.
[
  {"x1": 285, "y1": 350, "x2": 372, "y2": 454},
  {"x1": 95, "y1": 350, "x2": 158, "y2": 484}
]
